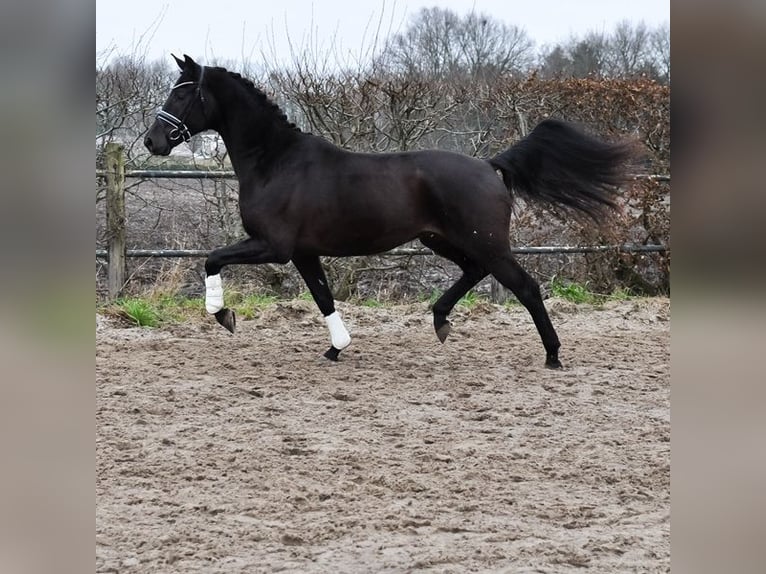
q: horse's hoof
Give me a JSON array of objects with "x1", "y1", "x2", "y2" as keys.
[
  {"x1": 545, "y1": 357, "x2": 562, "y2": 369},
  {"x1": 435, "y1": 321, "x2": 451, "y2": 343},
  {"x1": 323, "y1": 346, "x2": 341, "y2": 361},
  {"x1": 214, "y1": 308, "x2": 236, "y2": 333}
]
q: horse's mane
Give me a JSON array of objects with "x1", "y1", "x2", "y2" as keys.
[{"x1": 211, "y1": 66, "x2": 301, "y2": 132}]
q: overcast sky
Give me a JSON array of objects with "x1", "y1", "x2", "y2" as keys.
[{"x1": 97, "y1": 0, "x2": 669, "y2": 67}]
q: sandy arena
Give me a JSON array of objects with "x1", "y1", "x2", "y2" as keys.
[{"x1": 97, "y1": 297, "x2": 670, "y2": 573}]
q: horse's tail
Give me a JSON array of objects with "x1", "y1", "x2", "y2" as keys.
[{"x1": 487, "y1": 118, "x2": 640, "y2": 223}]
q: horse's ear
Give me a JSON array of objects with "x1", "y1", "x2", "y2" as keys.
[
  {"x1": 181, "y1": 54, "x2": 202, "y2": 75},
  {"x1": 172, "y1": 54, "x2": 185, "y2": 70}
]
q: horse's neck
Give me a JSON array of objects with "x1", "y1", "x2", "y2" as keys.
[{"x1": 211, "y1": 79, "x2": 299, "y2": 178}]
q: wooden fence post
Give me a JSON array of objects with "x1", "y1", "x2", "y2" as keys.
[{"x1": 105, "y1": 143, "x2": 126, "y2": 300}]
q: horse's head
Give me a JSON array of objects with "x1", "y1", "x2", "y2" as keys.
[{"x1": 144, "y1": 54, "x2": 210, "y2": 156}]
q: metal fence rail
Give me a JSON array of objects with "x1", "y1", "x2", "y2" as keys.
[
  {"x1": 96, "y1": 169, "x2": 238, "y2": 179},
  {"x1": 97, "y1": 170, "x2": 669, "y2": 182},
  {"x1": 96, "y1": 244, "x2": 667, "y2": 260}
]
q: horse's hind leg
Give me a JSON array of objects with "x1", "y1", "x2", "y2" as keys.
[
  {"x1": 486, "y1": 254, "x2": 562, "y2": 368},
  {"x1": 420, "y1": 235, "x2": 488, "y2": 343},
  {"x1": 292, "y1": 254, "x2": 350, "y2": 361}
]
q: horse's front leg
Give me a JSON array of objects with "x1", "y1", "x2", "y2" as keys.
[
  {"x1": 292, "y1": 254, "x2": 350, "y2": 361},
  {"x1": 204, "y1": 238, "x2": 289, "y2": 333}
]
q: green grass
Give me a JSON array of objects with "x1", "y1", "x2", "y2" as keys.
[
  {"x1": 503, "y1": 297, "x2": 521, "y2": 309},
  {"x1": 550, "y1": 278, "x2": 596, "y2": 304},
  {"x1": 607, "y1": 287, "x2": 634, "y2": 302},
  {"x1": 297, "y1": 291, "x2": 314, "y2": 302},
  {"x1": 457, "y1": 290, "x2": 486, "y2": 309},
  {"x1": 103, "y1": 284, "x2": 640, "y2": 329},
  {"x1": 417, "y1": 289, "x2": 441, "y2": 306},
  {"x1": 419, "y1": 282, "x2": 636, "y2": 310},
  {"x1": 176, "y1": 296, "x2": 206, "y2": 313},
  {"x1": 108, "y1": 291, "x2": 281, "y2": 327},
  {"x1": 114, "y1": 297, "x2": 163, "y2": 327},
  {"x1": 549, "y1": 278, "x2": 637, "y2": 305},
  {"x1": 419, "y1": 289, "x2": 485, "y2": 308},
  {"x1": 236, "y1": 294, "x2": 279, "y2": 319}
]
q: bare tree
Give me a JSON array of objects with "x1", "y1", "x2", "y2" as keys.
[
  {"x1": 570, "y1": 32, "x2": 608, "y2": 77},
  {"x1": 376, "y1": 7, "x2": 534, "y2": 79},
  {"x1": 649, "y1": 22, "x2": 670, "y2": 82},
  {"x1": 538, "y1": 22, "x2": 669, "y2": 83},
  {"x1": 458, "y1": 13, "x2": 535, "y2": 79},
  {"x1": 376, "y1": 8, "x2": 461, "y2": 77},
  {"x1": 606, "y1": 20, "x2": 652, "y2": 78},
  {"x1": 538, "y1": 31, "x2": 607, "y2": 78},
  {"x1": 539, "y1": 45, "x2": 572, "y2": 78},
  {"x1": 96, "y1": 54, "x2": 173, "y2": 164}
]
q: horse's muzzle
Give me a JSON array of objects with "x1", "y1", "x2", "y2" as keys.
[{"x1": 144, "y1": 134, "x2": 171, "y2": 156}]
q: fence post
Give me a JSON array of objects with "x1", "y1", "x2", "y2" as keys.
[{"x1": 105, "y1": 143, "x2": 126, "y2": 300}]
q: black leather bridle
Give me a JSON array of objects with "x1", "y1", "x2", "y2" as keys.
[{"x1": 156, "y1": 67, "x2": 206, "y2": 143}]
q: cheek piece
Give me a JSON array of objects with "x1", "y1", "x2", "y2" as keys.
[{"x1": 155, "y1": 67, "x2": 206, "y2": 143}]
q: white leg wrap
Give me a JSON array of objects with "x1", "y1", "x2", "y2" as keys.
[
  {"x1": 325, "y1": 311, "x2": 351, "y2": 350},
  {"x1": 205, "y1": 274, "x2": 224, "y2": 314}
]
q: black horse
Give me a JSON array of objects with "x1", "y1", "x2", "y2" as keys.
[{"x1": 145, "y1": 55, "x2": 638, "y2": 368}]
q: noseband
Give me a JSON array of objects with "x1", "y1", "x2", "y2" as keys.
[{"x1": 156, "y1": 67, "x2": 206, "y2": 143}]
